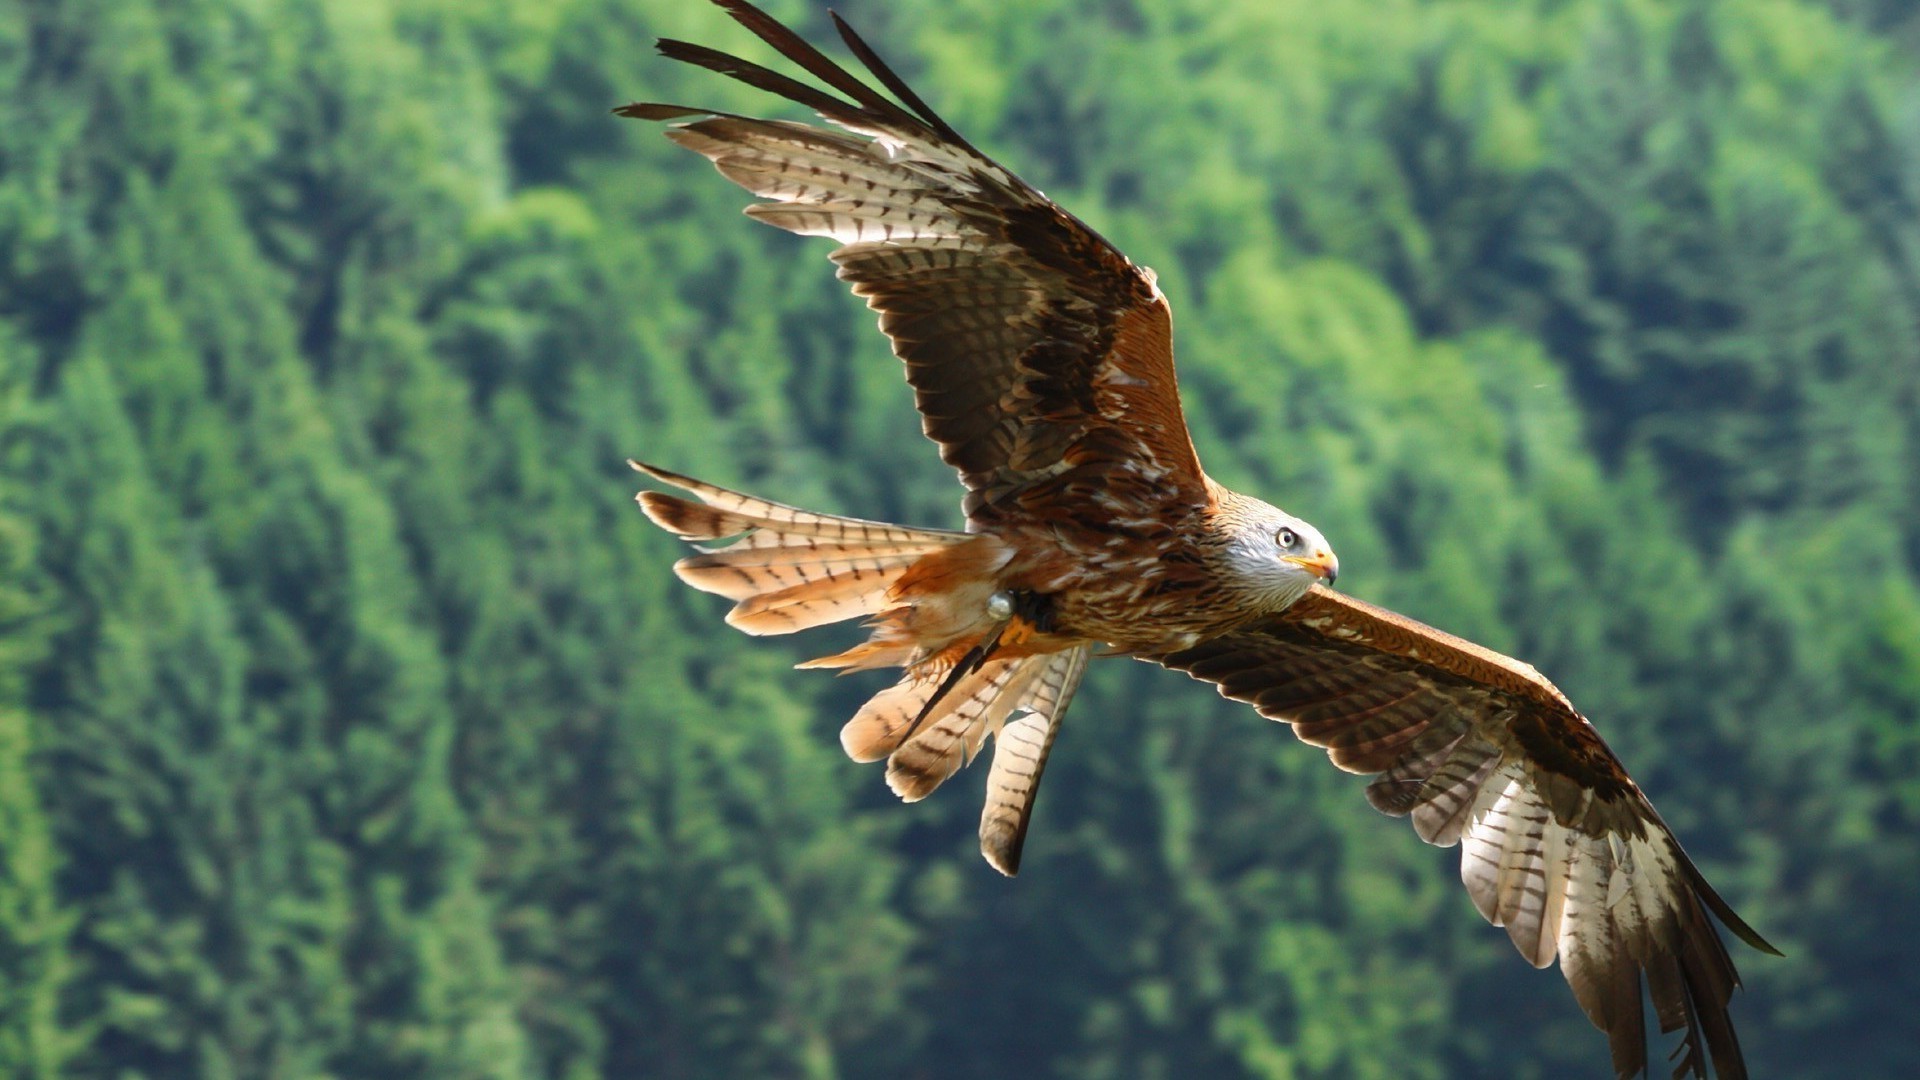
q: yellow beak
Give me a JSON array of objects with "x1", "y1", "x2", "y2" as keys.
[{"x1": 1284, "y1": 549, "x2": 1339, "y2": 585}]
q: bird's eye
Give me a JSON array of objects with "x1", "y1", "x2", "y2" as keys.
[{"x1": 1276, "y1": 527, "x2": 1299, "y2": 549}]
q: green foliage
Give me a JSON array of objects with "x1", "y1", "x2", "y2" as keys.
[
  {"x1": 0, "y1": 329, "x2": 72, "y2": 1078},
  {"x1": 0, "y1": 0, "x2": 1915, "y2": 1076}
]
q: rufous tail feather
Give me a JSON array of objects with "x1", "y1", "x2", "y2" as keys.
[
  {"x1": 978, "y1": 646, "x2": 1090, "y2": 875},
  {"x1": 835, "y1": 641, "x2": 1089, "y2": 875},
  {"x1": 632, "y1": 459, "x2": 967, "y2": 639},
  {"x1": 634, "y1": 459, "x2": 1092, "y2": 875}
]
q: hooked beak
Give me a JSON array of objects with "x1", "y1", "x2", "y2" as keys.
[{"x1": 1284, "y1": 549, "x2": 1339, "y2": 586}]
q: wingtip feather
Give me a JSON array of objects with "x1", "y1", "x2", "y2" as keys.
[{"x1": 1685, "y1": 860, "x2": 1783, "y2": 959}]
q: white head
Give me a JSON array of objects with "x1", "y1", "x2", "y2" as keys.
[{"x1": 1215, "y1": 492, "x2": 1339, "y2": 612}]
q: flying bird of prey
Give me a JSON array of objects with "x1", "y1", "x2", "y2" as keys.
[{"x1": 621, "y1": 3, "x2": 1777, "y2": 1075}]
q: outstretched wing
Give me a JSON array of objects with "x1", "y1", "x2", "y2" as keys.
[
  {"x1": 1155, "y1": 587, "x2": 1778, "y2": 1080},
  {"x1": 619, "y1": 0, "x2": 1207, "y2": 524}
]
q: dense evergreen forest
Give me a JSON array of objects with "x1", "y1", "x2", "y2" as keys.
[{"x1": 3, "y1": 0, "x2": 1918, "y2": 1075}]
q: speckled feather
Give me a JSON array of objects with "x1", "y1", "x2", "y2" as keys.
[
  {"x1": 620, "y1": 1, "x2": 1206, "y2": 531},
  {"x1": 1157, "y1": 587, "x2": 1778, "y2": 1080},
  {"x1": 622, "y1": 5, "x2": 1774, "y2": 1076}
]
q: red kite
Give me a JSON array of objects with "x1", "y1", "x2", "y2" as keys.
[{"x1": 622, "y1": 3, "x2": 1776, "y2": 1075}]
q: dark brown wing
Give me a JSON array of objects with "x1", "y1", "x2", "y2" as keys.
[
  {"x1": 1156, "y1": 586, "x2": 1779, "y2": 1080},
  {"x1": 618, "y1": 0, "x2": 1207, "y2": 523}
]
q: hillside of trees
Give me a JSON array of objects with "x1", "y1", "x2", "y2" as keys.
[{"x1": 3, "y1": 0, "x2": 1917, "y2": 1075}]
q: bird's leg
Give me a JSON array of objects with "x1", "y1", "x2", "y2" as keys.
[{"x1": 1008, "y1": 588, "x2": 1057, "y2": 634}]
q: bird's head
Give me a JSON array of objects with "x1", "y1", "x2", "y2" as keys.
[{"x1": 1216, "y1": 492, "x2": 1339, "y2": 611}]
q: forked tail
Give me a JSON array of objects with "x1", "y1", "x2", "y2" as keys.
[
  {"x1": 632, "y1": 460, "x2": 1090, "y2": 874},
  {"x1": 632, "y1": 459, "x2": 968, "y2": 638}
]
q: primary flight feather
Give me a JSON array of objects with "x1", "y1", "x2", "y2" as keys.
[{"x1": 621, "y1": 3, "x2": 1776, "y2": 1076}]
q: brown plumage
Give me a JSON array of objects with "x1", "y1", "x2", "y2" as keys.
[
  {"x1": 623, "y1": 3, "x2": 1775, "y2": 1075},
  {"x1": 1157, "y1": 588, "x2": 1779, "y2": 1079}
]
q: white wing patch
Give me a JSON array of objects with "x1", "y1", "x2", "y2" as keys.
[{"x1": 1454, "y1": 759, "x2": 1694, "y2": 985}]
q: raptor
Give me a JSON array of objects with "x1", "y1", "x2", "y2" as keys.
[{"x1": 623, "y1": 3, "x2": 1776, "y2": 1075}]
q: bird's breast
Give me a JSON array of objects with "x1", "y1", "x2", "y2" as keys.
[{"x1": 998, "y1": 525, "x2": 1250, "y2": 651}]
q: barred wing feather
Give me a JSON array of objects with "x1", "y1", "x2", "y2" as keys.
[
  {"x1": 1155, "y1": 587, "x2": 1779, "y2": 1080},
  {"x1": 618, "y1": 0, "x2": 1208, "y2": 524}
]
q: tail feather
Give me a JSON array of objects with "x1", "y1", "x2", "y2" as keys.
[
  {"x1": 723, "y1": 570, "x2": 902, "y2": 634},
  {"x1": 633, "y1": 460, "x2": 960, "y2": 545},
  {"x1": 979, "y1": 646, "x2": 1090, "y2": 875},
  {"x1": 637, "y1": 490, "x2": 765, "y2": 545},
  {"x1": 841, "y1": 676, "x2": 936, "y2": 763},
  {"x1": 885, "y1": 657, "x2": 1046, "y2": 802},
  {"x1": 675, "y1": 547, "x2": 934, "y2": 601},
  {"x1": 633, "y1": 458, "x2": 1097, "y2": 875},
  {"x1": 633, "y1": 459, "x2": 966, "y2": 637},
  {"x1": 795, "y1": 638, "x2": 919, "y2": 672},
  {"x1": 676, "y1": 543, "x2": 929, "y2": 575}
]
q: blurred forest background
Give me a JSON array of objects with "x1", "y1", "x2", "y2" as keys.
[{"x1": 3, "y1": 0, "x2": 1918, "y2": 1075}]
